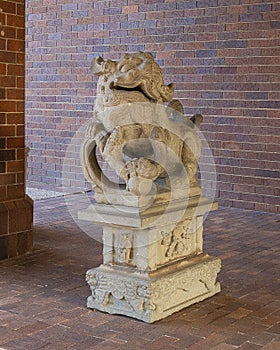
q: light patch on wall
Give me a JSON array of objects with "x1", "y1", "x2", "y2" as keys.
[{"x1": 0, "y1": 7, "x2": 4, "y2": 36}]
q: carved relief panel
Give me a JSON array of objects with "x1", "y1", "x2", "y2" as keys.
[{"x1": 114, "y1": 233, "x2": 134, "y2": 265}]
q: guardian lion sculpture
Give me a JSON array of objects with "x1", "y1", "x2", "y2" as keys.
[{"x1": 82, "y1": 51, "x2": 203, "y2": 197}]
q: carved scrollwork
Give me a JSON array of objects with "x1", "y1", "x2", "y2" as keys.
[{"x1": 86, "y1": 270, "x2": 157, "y2": 314}]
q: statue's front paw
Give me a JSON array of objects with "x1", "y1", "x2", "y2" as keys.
[{"x1": 120, "y1": 158, "x2": 161, "y2": 196}]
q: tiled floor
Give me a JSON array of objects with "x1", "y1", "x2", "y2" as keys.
[{"x1": 0, "y1": 193, "x2": 279, "y2": 349}]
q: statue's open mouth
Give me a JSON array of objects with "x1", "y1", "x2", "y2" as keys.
[{"x1": 109, "y1": 81, "x2": 151, "y2": 100}]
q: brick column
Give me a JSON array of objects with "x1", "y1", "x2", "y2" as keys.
[{"x1": 0, "y1": 0, "x2": 33, "y2": 260}]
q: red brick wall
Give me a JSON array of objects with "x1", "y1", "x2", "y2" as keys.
[
  {"x1": 25, "y1": 0, "x2": 280, "y2": 213},
  {"x1": 0, "y1": 0, "x2": 33, "y2": 260}
]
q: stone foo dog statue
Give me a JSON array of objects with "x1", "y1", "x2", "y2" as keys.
[
  {"x1": 80, "y1": 52, "x2": 221, "y2": 323},
  {"x1": 82, "y1": 51, "x2": 203, "y2": 197}
]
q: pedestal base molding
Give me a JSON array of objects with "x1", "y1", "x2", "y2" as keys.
[{"x1": 86, "y1": 253, "x2": 221, "y2": 323}]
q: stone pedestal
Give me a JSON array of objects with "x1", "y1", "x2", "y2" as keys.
[{"x1": 79, "y1": 194, "x2": 221, "y2": 323}]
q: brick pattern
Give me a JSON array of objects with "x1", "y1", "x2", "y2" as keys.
[
  {"x1": 25, "y1": 1, "x2": 280, "y2": 213},
  {"x1": 0, "y1": 194, "x2": 279, "y2": 348},
  {"x1": 0, "y1": 0, "x2": 33, "y2": 260},
  {"x1": 0, "y1": 0, "x2": 25, "y2": 200}
]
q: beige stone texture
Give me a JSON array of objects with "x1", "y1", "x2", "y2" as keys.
[
  {"x1": 80, "y1": 52, "x2": 221, "y2": 322},
  {"x1": 87, "y1": 254, "x2": 221, "y2": 323}
]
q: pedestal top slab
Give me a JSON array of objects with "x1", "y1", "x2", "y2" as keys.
[{"x1": 78, "y1": 195, "x2": 217, "y2": 229}]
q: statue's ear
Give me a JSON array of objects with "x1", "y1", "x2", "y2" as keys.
[
  {"x1": 190, "y1": 114, "x2": 203, "y2": 127},
  {"x1": 168, "y1": 99, "x2": 184, "y2": 115},
  {"x1": 146, "y1": 52, "x2": 154, "y2": 60},
  {"x1": 91, "y1": 56, "x2": 104, "y2": 75}
]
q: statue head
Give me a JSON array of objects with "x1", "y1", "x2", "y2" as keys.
[{"x1": 91, "y1": 51, "x2": 174, "y2": 109}]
